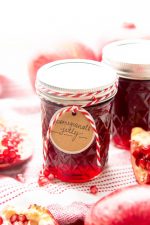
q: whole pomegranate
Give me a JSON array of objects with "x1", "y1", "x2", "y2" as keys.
[
  {"x1": 28, "y1": 42, "x2": 97, "y2": 90},
  {"x1": 85, "y1": 185, "x2": 150, "y2": 225}
]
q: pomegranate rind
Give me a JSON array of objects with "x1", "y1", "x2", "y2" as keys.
[{"x1": 85, "y1": 185, "x2": 150, "y2": 225}]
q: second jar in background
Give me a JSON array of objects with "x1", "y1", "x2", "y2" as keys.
[{"x1": 102, "y1": 39, "x2": 150, "y2": 150}]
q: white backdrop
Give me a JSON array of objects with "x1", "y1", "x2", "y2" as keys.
[{"x1": 0, "y1": 0, "x2": 149, "y2": 82}]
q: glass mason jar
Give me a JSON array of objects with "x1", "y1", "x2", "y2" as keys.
[
  {"x1": 36, "y1": 59, "x2": 118, "y2": 182},
  {"x1": 102, "y1": 39, "x2": 150, "y2": 150}
]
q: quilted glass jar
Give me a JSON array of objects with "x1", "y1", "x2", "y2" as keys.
[
  {"x1": 102, "y1": 40, "x2": 150, "y2": 150},
  {"x1": 36, "y1": 59, "x2": 118, "y2": 182}
]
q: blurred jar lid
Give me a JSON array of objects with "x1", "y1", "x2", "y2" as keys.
[{"x1": 102, "y1": 39, "x2": 150, "y2": 80}]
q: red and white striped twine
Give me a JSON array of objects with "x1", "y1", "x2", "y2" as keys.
[{"x1": 36, "y1": 80, "x2": 118, "y2": 100}]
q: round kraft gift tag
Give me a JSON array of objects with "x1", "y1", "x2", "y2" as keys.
[{"x1": 50, "y1": 107, "x2": 95, "y2": 154}]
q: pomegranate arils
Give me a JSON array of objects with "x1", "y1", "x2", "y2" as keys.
[
  {"x1": 138, "y1": 158, "x2": 146, "y2": 169},
  {"x1": 9, "y1": 151, "x2": 17, "y2": 159},
  {"x1": 10, "y1": 214, "x2": 19, "y2": 223},
  {"x1": 141, "y1": 145, "x2": 150, "y2": 154},
  {"x1": 0, "y1": 217, "x2": 3, "y2": 225},
  {"x1": 90, "y1": 185, "x2": 98, "y2": 194},
  {"x1": 3, "y1": 149, "x2": 9, "y2": 155},
  {"x1": 0, "y1": 127, "x2": 23, "y2": 165},
  {"x1": 132, "y1": 150, "x2": 141, "y2": 159},
  {"x1": 135, "y1": 154, "x2": 148, "y2": 168},
  {"x1": 38, "y1": 175, "x2": 50, "y2": 186},
  {"x1": 10, "y1": 214, "x2": 28, "y2": 225},
  {"x1": 43, "y1": 168, "x2": 50, "y2": 177},
  {"x1": 132, "y1": 144, "x2": 150, "y2": 171},
  {"x1": 16, "y1": 174, "x2": 25, "y2": 183},
  {"x1": 146, "y1": 161, "x2": 150, "y2": 170},
  {"x1": 18, "y1": 215, "x2": 27, "y2": 223}
]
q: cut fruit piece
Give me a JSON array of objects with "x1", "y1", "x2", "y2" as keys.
[
  {"x1": 131, "y1": 127, "x2": 150, "y2": 184},
  {"x1": 0, "y1": 121, "x2": 32, "y2": 169},
  {"x1": 1, "y1": 204, "x2": 59, "y2": 225}
]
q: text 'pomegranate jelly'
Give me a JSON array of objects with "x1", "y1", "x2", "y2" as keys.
[
  {"x1": 102, "y1": 40, "x2": 150, "y2": 150},
  {"x1": 36, "y1": 59, "x2": 118, "y2": 182}
]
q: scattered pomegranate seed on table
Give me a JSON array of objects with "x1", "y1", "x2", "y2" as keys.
[
  {"x1": 16, "y1": 174, "x2": 25, "y2": 183},
  {"x1": 38, "y1": 167, "x2": 55, "y2": 186},
  {"x1": 90, "y1": 185, "x2": 98, "y2": 194}
]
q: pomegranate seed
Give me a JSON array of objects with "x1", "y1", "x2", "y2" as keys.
[
  {"x1": 139, "y1": 158, "x2": 146, "y2": 169},
  {"x1": 135, "y1": 158, "x2": 140, "y2": 167},
  {"x1": 90, "y1": 185, "x2": 98, "y2": 194},
  {"x1": 9, "y1": 151, "x2": 17, "y2": 159},
  {"x1": 23, "y1": 222, "x2": 29, "y2": 225},
  {"x1": 43, "y1": 168, "x2": 50, "y2": 177},
  {"x1": 48, "y1": 173, "x2": 54, "y2": 181},
  {"x1": 0, "y1": 217, "x2": 3, "y2": 225},
  {"x1": 133, "y1": 151, "x2": 143, "y2": 159},
  {"x1": 141, "y1": 145, "x2": 150, "y2": 154},
  {"x1": 4, "y1": 156, "x2": 11, "y2": 163},
  {"x1": 3, "y1": 149, "x2": 9, "y2": 156},
  {"x1": 38, "y1": 176, "x2": 50, "y2": 186},
  {"x1": 146, "y1": 161, "x2": 150, "y2": 170},
  {"x1": 16, "y1": 174, "x2": 25, "y2": 183},
  {"x1": 132, "y1": 150, "x2": 138, "y2": 158},
  {"x1": 145, "y1": 154, "x2": 150, "y2": 160},
  {"x1": 146, "y1": 174, "x2": 150, "y2": 183},
  {"x1": 10, "y1": 214, "x2": 19, "y2": 223},
  {"x1": 1, "y1": 137, "x2": 8, "y2": 146},
  {"x1": 18, "y1": 214, "x2": 27, "y2": 222}
]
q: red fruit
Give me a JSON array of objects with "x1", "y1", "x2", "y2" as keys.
[
  {"x1": 85, "y1": 185, "x2": 150, "y2": 225},
  {"x1": 10, "y1": 214, "x2": 19, "y2": 223},
  {"x1": 131, "y1": 127, "x2": 150, "y2": 184},
  {"x1": 0, "y1": 217, "x2": 3, "y2": 225},
  {"x1": 28, "y1": 42, "x2": 97, "y2": 90},
  {"x1": 18, "y1": 214, "x2": 27, "y2": 222},
  {"x1": 122, "y1": 22, "x2": 136, "y2": 29},
  {"x1": 90, "y1": 185, "x2": 98, "y2": 194},
  {"x1": 38, "y1": 175, "x2": 50, "y2": 186},
  {"x1": 16, "y1": 174, "x2": 25, "y2": 183}
]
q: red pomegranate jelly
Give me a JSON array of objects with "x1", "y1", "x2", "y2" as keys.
[
  {"x1": 36, "y1": 59, "x2": 118, "y2": 182},
  {"x1": 102, "y1": 40, "x2": 150, "y2": 150}
]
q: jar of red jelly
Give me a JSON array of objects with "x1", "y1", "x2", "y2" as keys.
[
  {"x1": 36, "y1": 59, "x2": 118, "y2": 182},
  {"x1": 102, "y1": 39, "x2": 150, "y2": 150}
]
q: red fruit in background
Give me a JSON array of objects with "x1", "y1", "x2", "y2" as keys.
[
  {"x1": 85, "y1": 185, "x2": 150, "y2": 225},
  {"x1": 28, "y1": 42, "x2": 97, "y2": 90},
  {"x1": 122, "y1": 22, "x2": 136, "y2": 29},
  {"x1": 131, "y1": 127, "x2": 150, "y2": 184}
]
